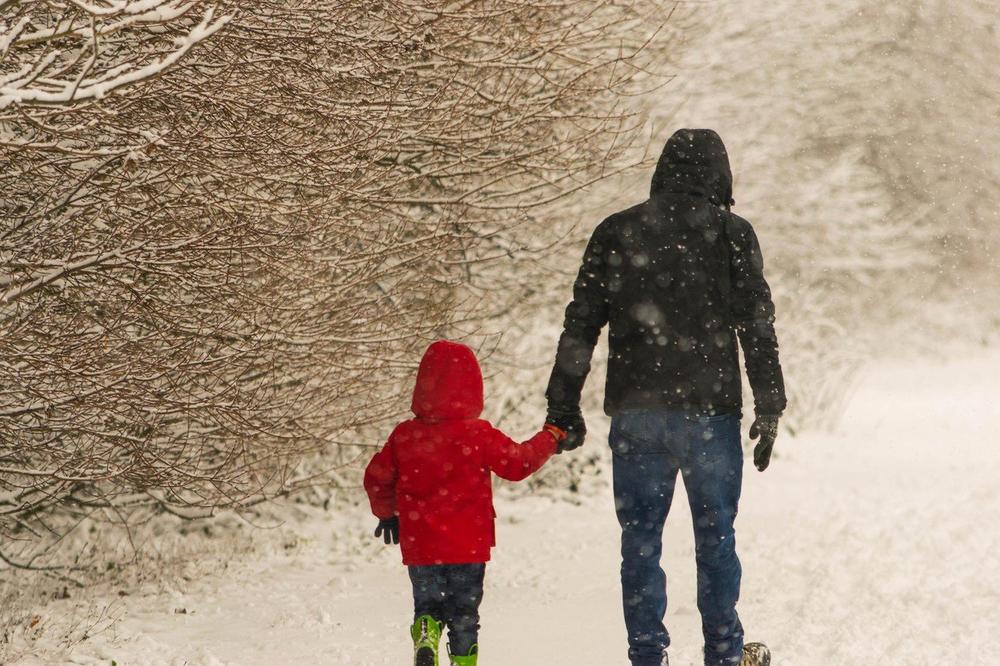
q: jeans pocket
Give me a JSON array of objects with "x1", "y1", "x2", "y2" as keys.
[
  {"x1": 610, "y1": 411, "x2": 666, "y2": 455},
  {"x1": 687, "y1": 413, "x2": 741, "y2": 462}
]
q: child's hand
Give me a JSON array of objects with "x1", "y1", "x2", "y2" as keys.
[
  {"x1": 374, "y1": 516, "x2": 399, "y2": 545},
  {"x1": 542, "y1": 423, "x2": 567, "y2": 443}
]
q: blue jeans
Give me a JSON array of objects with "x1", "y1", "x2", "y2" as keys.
[
  {"x1": 408, "y1": 563, "x2": 485, "y2": 656},
  {"x1": 610, "y1": 409, "x2": 745, "y2": 666}
]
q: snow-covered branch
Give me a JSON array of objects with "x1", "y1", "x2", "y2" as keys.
[{"x1": 0, "y1": 2, "x2": 228, "y2": 110}]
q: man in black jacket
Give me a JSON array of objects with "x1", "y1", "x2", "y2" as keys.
[{"x1": 546, "y1": 129, "x2": 784, "y2": 666}]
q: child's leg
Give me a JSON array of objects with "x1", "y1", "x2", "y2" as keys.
[
  {"x1": 442, "y1": 563, "x2": 486, "y2": 656},
  {"x1": 409, "y1": 566, "x2": 446, "y2": 664},
  {"x1": 408, "y1": 565, "x2": 447, "y2": 620}
]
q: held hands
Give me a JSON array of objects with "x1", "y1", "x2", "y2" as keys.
[
  {"x1": 749, "y1": 414, "x2": 780, "y2": 472},
  {"x1": 545, "y1": 407, "x2": 586, "y2": 453},
  {"x1": 374, "y1": 516, "x2": 399, "y2": 545},
  {"x1": 542, "y1": 423, "x2": 568, "y2": 444}
]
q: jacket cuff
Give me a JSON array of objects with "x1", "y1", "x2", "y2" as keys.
[
  {"x1": 546, "y1": 404, "x2": 581, "y2": 418},
  {"x1": 542, "y1": 424, "x2": 567, "y2": 442}
]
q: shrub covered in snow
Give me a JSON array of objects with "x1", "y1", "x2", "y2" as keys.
[{"x1": 0, "y1": 0, "x2": 670, "y2": 565}]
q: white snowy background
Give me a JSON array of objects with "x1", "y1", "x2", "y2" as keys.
[{"x1": 4, "y1": 1, "x2": 999, "y2": 664}]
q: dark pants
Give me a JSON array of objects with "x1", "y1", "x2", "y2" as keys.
[
  {"x1": 610, "y1": 409, "x2": 745, "y2": 666},
  {"x1": 408, "y1": 563, "x2": 486, "y2": 656}
]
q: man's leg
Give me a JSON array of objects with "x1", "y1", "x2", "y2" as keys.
[
  {"x1": 442, "y1": 563, "x2": 485, "y2": 659},
  {"x1": 680, "y1": 414, "x2": 745, "y2": 666},
  {"x1": 611, "y1": 411, "x2": 679, "y2": 666}
]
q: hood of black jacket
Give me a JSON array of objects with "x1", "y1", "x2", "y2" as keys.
[{"x1": 650, "y1": 129, "x2": 735, "y2": 207}]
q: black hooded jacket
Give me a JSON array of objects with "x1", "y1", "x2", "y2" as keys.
[{"x1": 546, "y1": 129, "x2": 786, "y2": 417}]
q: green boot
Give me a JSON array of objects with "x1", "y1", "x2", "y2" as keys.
[
  {"x1": 410, "y1": 615, "x2": 442, "y2": 666},
  {"x1": 448, "y1": 643, "x2": 478, "y2": 666}
]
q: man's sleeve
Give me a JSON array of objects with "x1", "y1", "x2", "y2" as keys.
[
  {"x1": 728, "y1": 217, "x2": 787, "y2": 416},
  {"x1": 545, "y1": 224, "x2": 611, "y2": 412}
]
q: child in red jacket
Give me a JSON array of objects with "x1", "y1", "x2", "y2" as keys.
[{"x1": 364, "y1": 340, "x2": 565, "y2": 666}]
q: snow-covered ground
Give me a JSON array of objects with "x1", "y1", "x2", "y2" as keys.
[{"x1": 20, "y1": 349, "x2": 1000, "y2": 665}]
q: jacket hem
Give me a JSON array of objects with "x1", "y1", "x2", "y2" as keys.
[
  {"x1": 605, "y1": 398, "x2": 743, "y2": 418},
  {"x1": 402, "y1": 553, "x2": 492, "y2": 567}
]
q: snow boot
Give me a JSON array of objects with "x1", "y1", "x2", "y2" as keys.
[
  {"x1": 739, "y1": 642, "x2": 770, "y2": 666},
  {"x1": 410, "y1": 615, "x2": 442, "y2": 666},
  {"x1": 448, "y1": 643, "x2": 478, "y2": 666}
]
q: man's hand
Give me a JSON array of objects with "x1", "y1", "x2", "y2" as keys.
[
  {"x1": 374, "y1": 516, "x2": 399, "y2": 545},
  {"x1": 749, "y1": 414, "x2": 780, "y2": 472},
  {"x1": 546, "y1": 407, "x2": 586, "y2": 453}
]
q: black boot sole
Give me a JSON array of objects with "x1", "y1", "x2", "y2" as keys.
[{"x1": 415, "y1": 646, "x2": 436, "y2": 666}]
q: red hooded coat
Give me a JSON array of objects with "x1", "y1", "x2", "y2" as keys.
[{"x1": 363, "y1": 340, "x2": 557, "y2": 565}]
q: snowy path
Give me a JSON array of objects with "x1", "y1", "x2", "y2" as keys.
[{"x1": 38, "y1": 351, "x2": 1000, "y2": 665}]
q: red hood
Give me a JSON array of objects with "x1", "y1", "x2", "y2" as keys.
[{"x1": 411, "y1": 340, "x2": 484, "y2": 421}]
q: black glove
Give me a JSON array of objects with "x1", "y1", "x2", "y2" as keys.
[
  {"x1": 546, "y1": 406, "x2": 586, "y2": 453},
  {"x1": 374, "y1": 516, "x2": 399, "y2": 545},
  {"x1": 749, "y1": 414, "x2": 780, "y2": 472}
]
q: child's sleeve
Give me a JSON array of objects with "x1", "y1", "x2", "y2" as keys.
[
  {"x1": 363, "y1": 437, "x2": 398, "y2": 519},
  {"x1": 482, "y1": 425, "x2": 559, "y2": 482}
]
